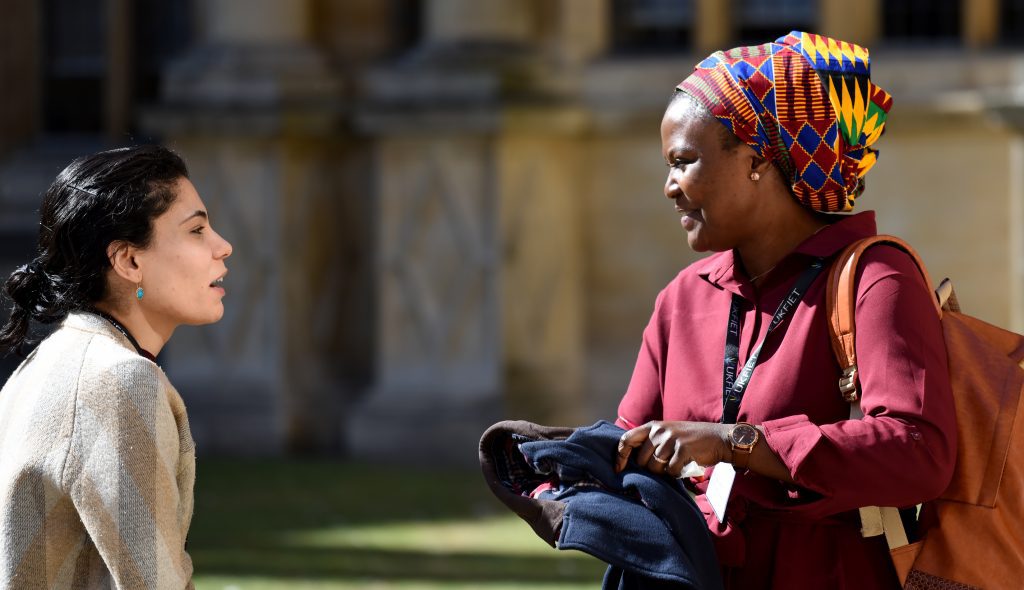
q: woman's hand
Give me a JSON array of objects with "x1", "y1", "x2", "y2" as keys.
[{"x1": 615, "y1": 421, "x2": 732, "y2": 478}]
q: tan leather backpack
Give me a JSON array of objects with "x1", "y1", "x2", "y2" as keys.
[{"x1": 826, "y1": 235, "x2": 1024, "y2": 589}]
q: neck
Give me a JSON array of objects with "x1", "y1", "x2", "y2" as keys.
[
  {"x1": 91, "y1": 301, "x2": 172, "y2": 357},
  {"x1": 736, "y1": 207, "x2": 826, "y2": 282}
]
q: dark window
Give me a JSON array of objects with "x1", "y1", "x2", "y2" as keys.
[
  {"x1": 611, "y1": 0, "x2": 694, "y2": 54},
  {"x1": 393, "y1": 0, "x2": 423, "y2": 52},
  {"x1": 42, "y1": 0, "x2": 193, "y2": 135},
  {"x1": 1001, "y1": 0, "x2": 1024, "y2": 44},
  {"x1": 133, "y1": 0, "x2": 193, "y2": 110},
  {"x1": 883, "y1": 0, "x2": 960, "y2": 43},
  {"x1": 43, "y1": 0, "x2": 105, "y2": 133},
  {"x1": 736, "y1": 0, "x2": 817, "y2": 46}
]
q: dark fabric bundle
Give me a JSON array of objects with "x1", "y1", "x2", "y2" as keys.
[{"x1": 479, "y1": 420, "x2": 723, "y2": 590}]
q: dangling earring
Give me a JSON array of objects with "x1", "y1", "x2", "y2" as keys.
[
  {"x1": 136, "y1": 283, "x2": 144, "y2": 301},
  {"x1": 750, "y1": 171, "x2": 760, "y2": 181}
]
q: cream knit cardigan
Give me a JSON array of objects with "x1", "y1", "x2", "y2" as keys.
[{"x1": 0, "y1": 312, "x2": 195, "y2": 588}]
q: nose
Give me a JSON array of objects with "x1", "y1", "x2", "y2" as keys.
[
  {"x1": 214, "y1": 229, "x2": 233, "y2": 260},
  {"x1": 664, "y1": 169, "x2": 682, "y2": 200}
]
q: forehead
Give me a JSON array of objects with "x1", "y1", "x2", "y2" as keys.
[
  {"x1": 160, "y1": 178, "x2": 205, "y2": 216},
  {"x1": 660, "y1": 100, "x2": 726, "y2": 151}
]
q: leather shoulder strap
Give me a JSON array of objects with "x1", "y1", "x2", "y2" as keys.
[{"x1": 825, "y1": 235, "x2": 941, "y2": 401}]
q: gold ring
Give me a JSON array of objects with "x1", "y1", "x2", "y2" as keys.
[{"x1": 652, "y1": 454, "x2": 669, "y2": 464}]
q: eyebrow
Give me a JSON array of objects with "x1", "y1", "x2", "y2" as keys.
[
  {"x1": 179, "y1": 210, "x2": 208, "y2": 225},
  {"x1": 668, "y1": 143, "x2": 698, "y2": 156}
]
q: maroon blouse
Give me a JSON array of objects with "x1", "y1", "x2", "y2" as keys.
[{"x1": 615, "y1": 212, "x2": 956, "y2": 589}]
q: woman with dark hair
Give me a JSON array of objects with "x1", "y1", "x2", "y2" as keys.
[
  {"x1": 612, "y1": 33, "x2": 956, "y2": 588},
  {"x1": 0, "y1": 144, "x2": 232, "y2": 588}
]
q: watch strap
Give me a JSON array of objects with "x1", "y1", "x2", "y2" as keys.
[{"x1": 732, "y1": 445, "x2": 751, "y2": 470}]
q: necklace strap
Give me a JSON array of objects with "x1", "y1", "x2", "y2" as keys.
[
  {"x1": 89, "y1": 310, "x2": 156, "y2": 361},
  {"x1": 747, "y1": 263, "x2": 777, "y2": 283}
]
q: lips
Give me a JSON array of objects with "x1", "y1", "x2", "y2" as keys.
[
  {"x1": 675, "y1": 204, "x2": 703, "y2": 232},
  {"x1": 210, "y1": 271, "x2": 227, "y2": 288},
  {"x1": 675, "y1": 206, "x2": 703, "y2": 221}
]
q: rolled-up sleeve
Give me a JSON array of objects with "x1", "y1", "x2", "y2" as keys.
[{"x1": 762, "y1": 246, "x2": 957, "y2": 517}]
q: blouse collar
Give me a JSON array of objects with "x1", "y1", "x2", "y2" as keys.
[{"x1": 694, "y1": 210, "x2": 878, "y2": 298}]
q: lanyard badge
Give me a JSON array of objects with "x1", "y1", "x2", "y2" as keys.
[{"x1": 708, "y1": 258, "x2": 825, "y2": 522}]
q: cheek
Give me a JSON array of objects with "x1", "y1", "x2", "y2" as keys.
[
  {"x1": 147, "y1": 248, "x2": 200, "y2": 293},
  {"x1": 683, "y1": 168, "x2": 720, "y2": 209}
]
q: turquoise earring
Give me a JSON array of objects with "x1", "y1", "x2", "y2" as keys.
[{"x1": 136, "y1": 284, "x2": 144, "y2": 300}]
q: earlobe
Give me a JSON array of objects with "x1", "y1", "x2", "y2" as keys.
[{"x1": 749, "y1": 154, "x2": 773, "y2": 182}]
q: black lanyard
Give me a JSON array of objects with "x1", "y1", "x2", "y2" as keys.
[
  {"x1": 90, "y1": 310, "x2": 157, "y2": 362},
  {"x1": 721, "y1": 258, "x2": 825, "y2": 424}
]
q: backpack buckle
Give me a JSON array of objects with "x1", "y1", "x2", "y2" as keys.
[{"x1": 839, "y1": 365, "x2": 859, "y2": 402}]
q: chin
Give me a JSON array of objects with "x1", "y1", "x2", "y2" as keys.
[
  {"x1": 186, "y1": 305, "x2": 225, "y2": 326},
  {"x1": 206, "y1": 305, "x2": 225, "y2": 324},
  {"x1": 687, "y1": 232, "x2": 731, "y2": 254},
  {"x1": 686, "y1": 235, "x2": 712, "y2": 253}
]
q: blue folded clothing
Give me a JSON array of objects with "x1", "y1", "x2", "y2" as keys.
[{"x1": 480, "y1": 420, "x2": 723, "y2": 590}]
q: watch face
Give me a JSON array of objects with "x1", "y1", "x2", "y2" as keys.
[{"x1": 732, "y1": 424, "x2": 757, "y2": 446}]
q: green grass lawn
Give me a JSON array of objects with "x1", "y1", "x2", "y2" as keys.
[{"x1": 190, "y1": 459, "x2": 606, "y2": 589}]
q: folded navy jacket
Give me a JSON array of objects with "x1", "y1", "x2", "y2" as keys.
[{"x1": 479, "y1": 420, "x2": 723, "y2": 590}]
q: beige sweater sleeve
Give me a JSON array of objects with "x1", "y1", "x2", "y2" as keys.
[{"x1": 61, "y1": 355, "x2": 195, "y2": 589}]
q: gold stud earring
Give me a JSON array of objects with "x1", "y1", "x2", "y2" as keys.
[{"x1": 750, "y1": 172, "x2": 760, "y2": 181}]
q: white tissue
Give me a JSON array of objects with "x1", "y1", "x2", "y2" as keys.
[{"x1": 678, "y1": 460, "x2": 705, "y2": 478}]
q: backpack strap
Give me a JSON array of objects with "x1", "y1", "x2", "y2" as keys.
[
  {"x1": 826, "y1": 235, "x2": 944, "y2": 551},
  {"x1": 826, "y1": 235, "x2": 942, "y2": 402}
]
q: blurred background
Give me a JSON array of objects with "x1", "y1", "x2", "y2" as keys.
[{"x1": 1, "y1": 0, "x2": 1023, "y2": 587}]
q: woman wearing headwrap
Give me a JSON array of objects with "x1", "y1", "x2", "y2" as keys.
[{"x1": 613, "y1": 32, "x2": 956, "y2": 588}]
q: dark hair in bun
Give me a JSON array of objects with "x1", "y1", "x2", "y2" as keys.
[{"x1": 0, "y1": 144, "x2": 188, "y2": 356}]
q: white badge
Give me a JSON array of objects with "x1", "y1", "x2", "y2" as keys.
[{"x1": 705, "y1": 462, "x2": 736, "y2": 523}]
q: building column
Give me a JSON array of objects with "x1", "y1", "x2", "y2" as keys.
[
  {"x1": 695, "y1": 0, "x2": 733, "y2": 56},
  {"x1": 0, "y1": 0, "x2": 40, "y2": 158},
  {"x1": 963, "y1": 0, "x2": 999, "y2": 49},
  {"x1": 351, "y1": 0, "x2": 588, "y2": 463},
  {"x1": 820, "y1": 0, "x2": 880, "y2": 46},
  {"x1": 426, "y1": 0, "x2": 533, "y2": 45},
  {"x1": 142, "y1": 0, "x2": 363, "y2": 455},
  {"x1": 105, "y1": 0, "x2": 132, "y2": 140},
  {"x1": 555, "y1": 0, "x2": 610, "y2": 65},
  {"x1": 1010, "y1": 138, "x2": 1024, "y2": 333},
  {"x1": 985, "y1": 103, "x2": 1024, "y2": 333}
]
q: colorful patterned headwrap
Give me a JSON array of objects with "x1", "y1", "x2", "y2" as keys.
[{"x1": 677, "y1": 31, "x2": 893, "y2": 212}]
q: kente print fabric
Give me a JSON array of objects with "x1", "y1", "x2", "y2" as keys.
[{"x1": 678, "y1": 31, "x2": 893, "y2": 212}]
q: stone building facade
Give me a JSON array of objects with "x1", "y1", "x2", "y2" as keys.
[{"x1": 1, "y1": 0, "x2": 1023, "y2": 463}]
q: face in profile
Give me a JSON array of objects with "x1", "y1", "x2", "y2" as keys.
[
  {"x1": 133, "y1": 177, "x2": 233, "y2": 327},
  {"x1": 661, "y1": 98, "x2": 762, "y2": 253}
]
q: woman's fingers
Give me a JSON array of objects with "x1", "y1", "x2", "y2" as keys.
[
  {"x1": 617, "y1": 421, "x2": 730, "y2": 475},
  {"x1": 615, "y1": 424, "x2": 653, "y2": 472},
  {"x1": 616, "y1": 423, "x2": 682, "y2": 475},
  {"x1": 635, "y1": 439, "x2": 660, "y2": 470},
  {"x1": 665, "y1": 447, "x2": 692, "y2": 478}
]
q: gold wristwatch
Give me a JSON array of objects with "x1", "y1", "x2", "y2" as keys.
[{"x1": 729, "y1": 422, "x2": 760, "y2": 470}]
